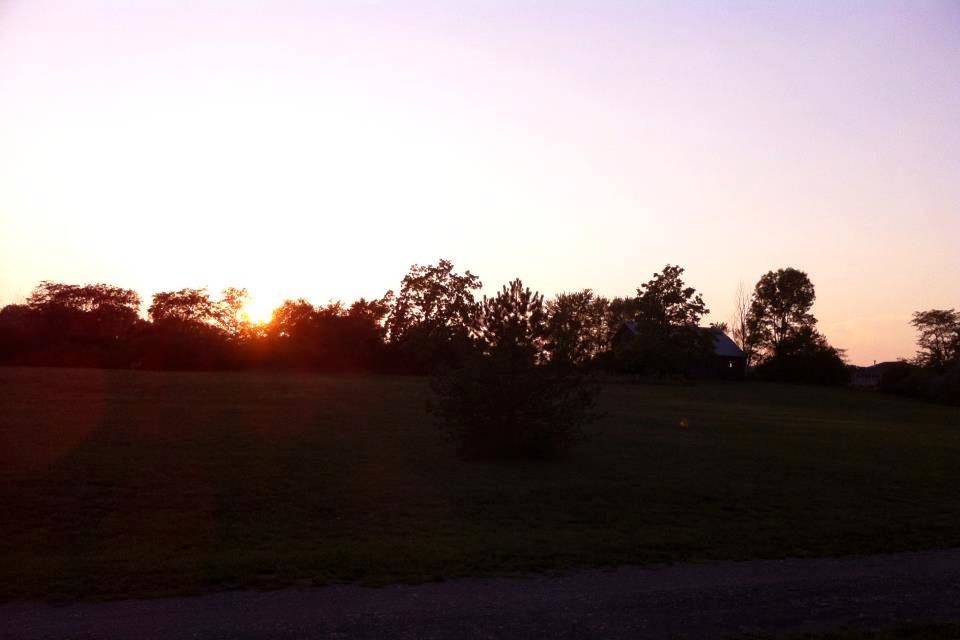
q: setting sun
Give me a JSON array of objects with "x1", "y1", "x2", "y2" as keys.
[{"x1": 240, "y1": 296, "x2": 277, "y2": 326}]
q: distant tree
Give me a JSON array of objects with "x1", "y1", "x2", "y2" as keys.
[
  {"x1": 911, "y1": 309, "x2": 959, "y2": 372},
  {"x1": 143, "y1": 287, "x2": 248, "y2": 369},
  {"x1": 746, "y1": 268, "x2": 817, "y2": 359},
  {"x1": 267, "y1": 299, "x2": 316, "y2": 339},
  {"x1": 348, "y1": 294, "x2": 393, "y2": 328},
  {"x1": 605, "y1": 295, "x2": 642, "y2": 339},
  {"x1": 148, "y1": 288, "x2": 222, "y2": 326},
  {"x1": 474, "y1": 279, "x2": 548, "y2": 365},
  {"x1": 546, "y1": 290, "x2": 609, "y2": 368},
  {"x1": 147, "y1": 287, "x2": 250, "y2": 336},
  {"x1": 27, "y1": 281, "x2": 141, "y2": 341},
  {"x1": 0, "y1": 304, "x2": 36, "y2": 363},
  {"x1": 729, "y1": 281, "x2": 753, "y2": 364},
  {"x1": 27, "y1": 281, "x2": 140, "y2": 314},
  {"x1": 386, "y1": 259, "x2": 482, "y2": 371},
  {"x1": 635, "y1": 265, "x2": 708, "y2": 327},
  {"x1": 3, "y1": 281, "x2": 143, "y2": 366},
  {"x1": 258, "y1": 295, "x2": 392, "y2": 371},
  {"x1": 430, "y1": 278, "x2": 598, "y2": 460},
  {"x1": 752, "y1": 326, "x2": 849, "y2": 386},
  {"x1": 219, "y1": 287, "x2": 252, "y2": 339},
  {"x1": 0, "y1": 304, "x2": 32, "y2": 330},
  {"x1": 260, "y1": 298, "x2": 316, "y2": 367},
  {"x1": 745, "y1": 268, "x2": 848, "y2": 385},
  {"x1": 612, "y1": 265, "x2": 713, "y2": 375}
]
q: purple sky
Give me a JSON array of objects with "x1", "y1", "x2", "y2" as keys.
[{"x1": 1, "y1": 1, "x2": 958, "y2": 363}]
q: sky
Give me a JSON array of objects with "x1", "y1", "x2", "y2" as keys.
[{"x1": 0, "y1": 1, "x2": 958, "y2": 364}]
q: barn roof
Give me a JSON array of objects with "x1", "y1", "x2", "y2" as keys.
[
  {"x1": 708, "y1": 328, "x2": 746, "y2": 358},
  {"x1": 615, "y1": 322, "x2": 746, "y2": 359}
]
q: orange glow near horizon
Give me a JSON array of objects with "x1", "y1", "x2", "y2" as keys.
[{"x1": 240, "y1": 297, "x2": 277, "y2": 327}]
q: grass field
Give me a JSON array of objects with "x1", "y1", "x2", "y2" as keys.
[
  {"x1": 730, "y1": 624, "x2": 960, "y2": 640},
  {"x1": 740, "y1": 624, "x2": 960, "y2": 639},
  {"x1": 1, "y1": 366, "x2": 959, "y2": 601}
]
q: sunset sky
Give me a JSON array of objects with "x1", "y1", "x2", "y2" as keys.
[{"x1": 1, "y1": 1, "x2": 957, "y2": 364}]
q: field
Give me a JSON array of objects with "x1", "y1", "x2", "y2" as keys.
[{"x1": 1, "y1": 367, "x2": 959, "y2": 601}]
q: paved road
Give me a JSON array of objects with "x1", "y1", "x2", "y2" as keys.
[{"x1": 4, "y1": 549, "x2": 960, "y2": 639}]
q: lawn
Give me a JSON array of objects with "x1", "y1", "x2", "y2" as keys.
[
  {"x1": 1, "y1": 366, "x2": 958, "y2": 601},
  {"x1": 737, "y1": 624, "x2": 960, "y2": 639}
]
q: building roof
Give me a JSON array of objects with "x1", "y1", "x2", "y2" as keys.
[
  {"x1": 615, "y1": 322, "x2": 746, "y2": 359},
  {"x1": 708, "y1": 328, "x2": 747, "y2": 358}
]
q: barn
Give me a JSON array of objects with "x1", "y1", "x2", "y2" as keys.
[
  {"x1": 613, "y1": 322, "x2": 747, "y2": 379},
  {"x1": 702, "y1": 327, "x2": 748, "y2": 379}
]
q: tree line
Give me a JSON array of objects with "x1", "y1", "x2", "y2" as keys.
[
  {"x1": 1, "y1": 258, "x2": 950, "y2": 391},
  {"x1": 879, "y1": 309, "x2": 960, "y2": 405}
]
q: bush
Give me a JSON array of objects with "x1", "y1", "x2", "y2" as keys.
[
  {"x1": 752, "y1": 328, "x2": 850, "y2": 386},
  {"x1": 878, "y1": 361, "x2": 916, "y2": 393},
  {"x1": 429, "y1": 351, "x2": 600, "y2": 460},
  {"x1": 880, "y1": 362, "x2": 960, "y2": 406},
  {"x1": 753, "y1": 348, "x2": 850, "y2": 386}
]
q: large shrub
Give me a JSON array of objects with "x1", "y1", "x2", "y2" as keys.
[
  {"x1": 880, "y1": 361, "x2": 960, "y2": 406},
  {"x1": 752, "y1": 327, "x2": 850, "y2": 386},
  {"x1": 429, "y1": 279, "x2": 599, "y2": 460},
  {"x1": 429, "y1": 352, "x2": 599, "y2": 460}
]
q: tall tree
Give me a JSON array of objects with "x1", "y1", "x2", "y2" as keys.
[
  {"x1": 148, "y1": 288, "x2": 222, "y2": 326},
  {"x1": 386, "y1": 259, "x2": 481, "y2": 341},
  {"x1": 729, "y1": 281, "x2": 753, "y2": 363},
  {"x1": 546, "y1": 290, "x2": 609, "y2": 368},
  {"x1": 25, "y1": 281, "x2": 142, "y2": 347},
  {"x1": 475, "y1": 279, "x2": 548, "y2": 366},
  {"x1": 148, "y1": 287, "x2": 249, "y2": 337},
  {"x1": 746, "y1": 268, "x2": 817, "y2": 359},
  {"x1": 611, "y1": 265, "x2": 712, "y2": 375},
  {"x1": 27, "y1": 281, "x2": 141, "y2": 314},
  {"x1": 635, "y1": 264, "x2": 708, "y2": 326},
  {"x1": 745, "y1": 268, "x2": 848, "y2": 385},
  {"x1": 753, "y1": 325, "x2": 850, "y2": 386},
  {"x1": 430, "y1": 279, "x2": 597, "y2": 460},
  {"x1": 219, "y1": 287, "x2": 251, "y2": 339},
  {"x1": 911, "y1": 308, "x2": 960, "y2": 372},
  {"x1": 385, "y1": 259, "x2": 482, "y2": 371}
]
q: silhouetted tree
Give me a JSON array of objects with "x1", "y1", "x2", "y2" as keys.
[
  {"x1": 27, "y1": 281, "x2": 140, "y2": 313},
  {"x1": 876, "y1": 308, "x2": 960, "y2": 404},
  {"x1": 745, "y1": 269, "x2": 848, "y2": 385},
  {"x1": 0, "y1": 304, "x2": 37, "y2": 364},
  {"x1": 545, "y1": 290, "x2": 609, "y2": 368},
  {"x1": 27, "y1": 281, "x2": 141, "y2": 340},
  {"x1": 752, "y1": 326, "x2": 850, "y2": 385},
  {"x1": 605, "y1": 296, "x2": 641, "y2": 338},
  {"x1": 0, "y1": 281, "x2": 143, "y2": 366},
  {"x1": 746, "y1": 268, "x2": 817, "y2": 359},
  {"x1": 142, "y1": 288, "x2": 244, "y2": 369},
  {"x1": 911, "y1": 309, "x2": 959, "y2": 372},
  {"x1": 386, "y1": 259, "x2": 481, "y2": 372},
  {"x1": 729, "y1": 281, "x2": 754, "y2": 365},
  {"x1": 149, "y1": 288, "x2": 221, "y2": 326},
  {"x1": 219, "y1": 287, "x2": 252, "y2": 339},
  {"x1": 474, "y1": 279, "x2": 548, "y2": 365},
  {"x1": 430, "y1": 278, "x2": 598, "y2": 460},
  {"x1": 612, "y1": 265, "x2": 713, "y2": 375},
  {"x1": 635, "y1": 265, "x2": 708, "y2": 326},
  {"x1": 257, "y1": 295, "x2": 391, "y2": 371}
]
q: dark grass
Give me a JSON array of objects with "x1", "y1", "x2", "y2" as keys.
[
  {"x1": 1, "y1": 367, "x2": 958, "y2": 601},
  {"x1": 731, "y1": 623, "x2": 960, "y2": 638}
]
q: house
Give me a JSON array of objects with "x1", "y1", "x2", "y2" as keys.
[
  {"x1": 850, "y1": 361, "x2": 901, "y2": 388},
  {"x1": 702, "y1": 327, "x2": 748, "y2": 379},
  {"x1": 612, "y1": 322, "x2": 747, "y2": 379}
]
